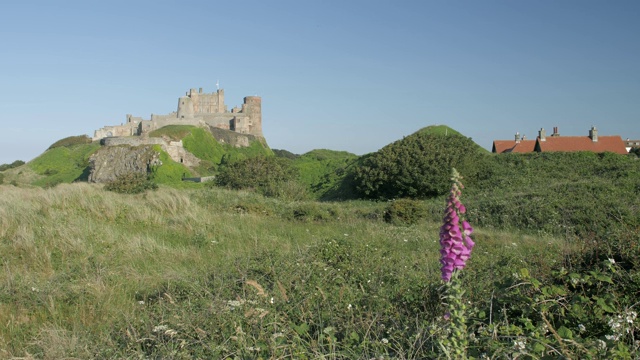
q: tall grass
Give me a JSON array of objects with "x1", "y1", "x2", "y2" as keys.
[{"x1": 0, "y1": 183, "x2": 613, "y2": 358}]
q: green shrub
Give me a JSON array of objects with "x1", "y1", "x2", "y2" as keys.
[
  {"x1": 272, "y1": 148, "x2": 299, "y2": 159},
  {"x1": 0, "y1": 160, "x2": 25, "y2": 172},
  {"x1": 47, "y1": 135, "x2": 92, "y2": 149},
  {"x1": 0, "y1": 173, "x2": 4, "y2": 184},
  {"x1": 384, "y1": 198, "x2": 428, "y2": 225},
  {"x1": 352, "y1": 130, "x2": 486, "y2": 199},
  {"x1": 215, "y1": 156, "x2": 299, "y2": 198},
  {"x1": 104, "y1": 172, "x2": 158, "y2": 194}
]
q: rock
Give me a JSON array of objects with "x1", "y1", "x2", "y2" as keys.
[{"x1": 88, "y1": 145, "x2": 161, "y2": 183}]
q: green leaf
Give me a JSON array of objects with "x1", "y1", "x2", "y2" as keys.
[
  {"x1": 293, "y1": 323, "x2": 309, "y2": 336},
  {"x1": 557, "y1": 326, "x2": 573, "y2": 339}
]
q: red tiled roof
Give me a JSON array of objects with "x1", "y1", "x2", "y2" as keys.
[
  {"x1": 492, "y1": 140, "x2": 536, "y2": 153},
  {"x1": 536, "y1": 136, "x2": 628, "y2": 154}
]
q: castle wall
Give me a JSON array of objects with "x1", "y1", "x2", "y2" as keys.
[{"x1": 94, "y1": 87, "x2": 263, "y2": 141}]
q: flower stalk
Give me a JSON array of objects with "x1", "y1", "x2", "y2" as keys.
[{"x1": 438, "y1": 168, "x2": 475, "y2": 359}]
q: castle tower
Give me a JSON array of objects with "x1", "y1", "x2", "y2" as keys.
[
  {"x1": 243, "y1": 96, "x2": 263, "y2": 137},
  {"x1": 177, "y1": 94, "x2": 195, "y2": 118}
]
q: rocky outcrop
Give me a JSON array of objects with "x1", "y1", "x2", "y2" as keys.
[{"x1": 88, "y1": 145, "x2": 161, "y2": 183}]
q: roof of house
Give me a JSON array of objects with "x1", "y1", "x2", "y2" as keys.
[
  {"x1": 492, "y1": 140, "x2": 537, "y2": 153},
  {"x1": 536, "y1": 136, "x2": 628, "y2": 154}
]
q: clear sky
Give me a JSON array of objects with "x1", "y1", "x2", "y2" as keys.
[{"x1": 1, "y1": 0, "x2": 638, "y2": 164}]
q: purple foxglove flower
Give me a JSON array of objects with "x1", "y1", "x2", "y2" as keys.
[{"x1": 439, "y1": 169, "x2": 475, "y2": 282}]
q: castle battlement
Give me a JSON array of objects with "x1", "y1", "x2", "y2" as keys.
[{"x1": 93, "y1": 88, "x2": 262, "y2": 140}]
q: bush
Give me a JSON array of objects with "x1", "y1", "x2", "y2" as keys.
[
  {"x1": 215, "y1": 156, "x2": 300, "y2": 198},
  {"x1": 104, "y1": 172, "x2": 158, "y2": 194},
  {"x1": 352, "y1": 131, "x2": 486, "y2": 199},
  {"x1": 384, "y1": 198, "x2": 428, "y2": 225},
  {"x1": 0, "y1": 160, "x2": 25, "y2": 172}
]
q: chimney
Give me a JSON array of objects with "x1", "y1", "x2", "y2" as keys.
[
  {"x1": 551, "y1": 126, "x2": 560, "y2": 137},
  {"x1": 589, "y1": 126, "x2": 598, "y2": 142},
  {"x1": 539, "y1": 128, "x2": 546, "y2": 141},
  {"x1": 515, "y1": 132, "x2": 520, "y2": 143}
]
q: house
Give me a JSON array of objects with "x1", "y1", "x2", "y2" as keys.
[
  {"x1": 492, "y1": 132, "x2": 536, "y2": 153},
  {"x1": 624, "y1": 139, "x2": 640, "y2": 153},
  {"x1": 492, "y1": 126, "x2": 628, "y2": 155}
]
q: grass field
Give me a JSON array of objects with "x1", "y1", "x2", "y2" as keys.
[{"x1": 4, "y1": 182, "x2": 626, "y2": 359}]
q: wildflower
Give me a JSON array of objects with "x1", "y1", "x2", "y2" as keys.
[
  {"x1": 608, "y1": 258, "x2": 616, "y2": 264},
  {"x1": 439, "y1": 169, "x2": 475, "y2": 281},
  {"x1": 381, "y1": 338, "x2": 389, "y2": 344},
  {"x1": 153, "y1": 325, "x2": 168, "y2": 333},
  {"x1": 578, "y1": 324, "x2": 586, "y2": 332},
  {"x1": 513, "y1": 338, "x2": 526, "y2": 351}
]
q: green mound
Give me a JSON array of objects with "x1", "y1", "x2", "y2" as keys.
[
  {"x1": 28, "y1": 142, "x2": 101, "y2": 187},
  {"x1": 292, "y1": 149, "x2": 358, "y2": 200}
]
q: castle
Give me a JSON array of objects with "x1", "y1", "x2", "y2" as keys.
[{"x1": 93, "y1": 88, "x2": 262, "y2": 140}]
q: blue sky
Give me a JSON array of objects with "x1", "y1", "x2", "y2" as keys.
[{"x1": 1, "y1": 0, "x2": 638, "y2": 164}]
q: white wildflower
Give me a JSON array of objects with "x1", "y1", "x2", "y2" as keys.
[
  {"x1": 153, "y1": 325, "x2": 168, "y2": 333},
  {"x1": 578, "y1": 324, "x2": 586, "y2": 332},
  {"x1": 138, "y1": 300, "x2": 145, "y2": 305},
  {"x1": 607, "y1": 258, "x2": 616, "y2": 264},
  {"x1": 381, "y1": 338, "x2": 389, "y2": 344},
  {"x1": 513, "y1": 338, "x2": 526, "y2": 351}
]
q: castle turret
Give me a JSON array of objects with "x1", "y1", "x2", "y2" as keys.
[
  {"x1": 177, "y1": 96, "x2": 195, "y2": 118},
  {"x1": 242, "y1": 96, "x2": 262, "y2": 137}
]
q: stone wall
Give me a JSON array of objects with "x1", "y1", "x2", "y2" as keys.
[{"x1": 88, "y1": 145, "x2": 162, "y2": 183}]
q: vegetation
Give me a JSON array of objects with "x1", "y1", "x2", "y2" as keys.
[
  {"x1": 0, "y1": 160, "x2": 25, "y2": 172},
  {"x1": 149, "y1": 145, "x2": 197, "y2": 188},
  {"x1": 215, "y1": 156, "x2": 307, "y2": 200},
  {"x1": 149, "y1": 125, "x2": 273, "y2": 177},
  {"x1": 47, "y1": 135, "x2": 93, "y2": 149},
  {"x1": 28, "y1": 142, "x2": 101, "y2": 187},
  {"x1": 273, "y1": 148, "x2": 299, "y2": 160},
  {"x1": 104, "y1": 172, "x2": 158, "y2": 194},
  {"x1": 291, "y1": 149, "x2": 359, "y2": 200},
  {"x1": 0, "y1": 178, "x2": 637, "y2": 358},
  {"x1": 148, "y1": 125, "x2": 194, "y2": 141},
  {"x1": 352, "y1": 128, "x2": 487, "y2": 199}
]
